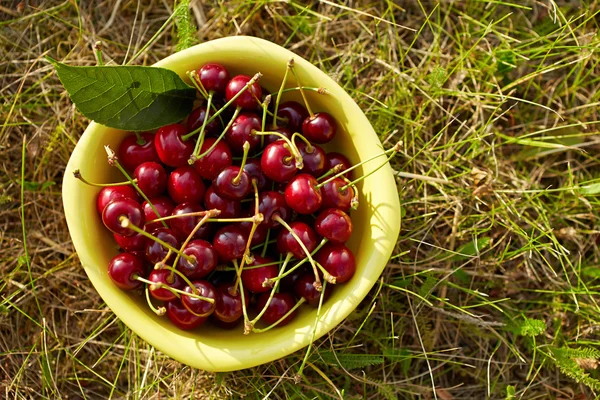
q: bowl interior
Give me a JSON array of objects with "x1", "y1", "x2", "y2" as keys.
[{"x1": 62, "y1": 36, "x2": 400, "y2": 372}]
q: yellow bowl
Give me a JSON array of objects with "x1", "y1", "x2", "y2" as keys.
[{"x1": 62, "y1": 36, "x2": 400, "y2": 372}]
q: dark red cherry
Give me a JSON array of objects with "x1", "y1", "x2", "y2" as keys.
[
  {"x1": 154, "y1": 124, "x2": 194, "y2": 167},
  {"x1": 284, "y1": 174, "x2": 322, "y2": 214},
  {"x1": 258, "y1": 191, "x2": 291, "y2": 228},
  {"x1": 213, "y1": 166, "x2": 251, "y2": 201},
  {"x1": 204, "y1": 186, "x2": 241, "y2": 218},
  {"x1": 302, "y1": 112, "x2": 337, "y2": 144},
  {"x1": 261, "y1": 140, "x2": 297, "y2": 183},
  {"x1": 315, "y1": 243, "x2": 356, "y2": 283},
  {"x1": 321, "y1": 177, "x2": 354, "y2": 212},
  {"x1": 278, "y1": 101, "x2": 308, "y2": 133},
  {"x1": 169, "y1": 203, "x2": 212, "y2": 241},
  {"x1": 264, "y1": 125, "x2": 292, "y2": 146},
  {"x1": 294, "y1": 273, "x2": 332, "y2": 307},
  {"x1": 107, "y1": 252, "x2": 145, "y2": 290},
  {"x1": 165, "y1": 299, "x2": 208, "y2": 330},
  {"x1": 297, "y1": 142, "x2": 326, "y2": 177},
  {"x1": 144, "y1": 227, "x2": 179, "y2": 265},
  {"x1": 133, "y1": 162, "x2": 167, "y2": 198},
  {"x1": 198, "y1": 63, "x2": 230, "y2": 94},
  {"x1": 148, "y1": 268, "x2": 184, "y2": 301},
  {"x1": 256, "y1": 292, "x2": 296, "y2": 326},
  {"x1": 212, "y1": 225, "x2": 249, "y2": 261},
  {"x1": 315, "y1": 208, "x2": 352, "y2": 243},
  {"x1": 194, "y1": 138, "x2": 232, "y2": 180},
  {"x1": 168, "y1": 166, "x2": 205, "y2": 204},
  {"x1": 142, "y1": 196, "x2": 175, "y2": 231},
  {"x1": 186, "y1": 106, "x2": 222, "y2": 136},
  {"x1": 97, "y1": 185, "x2": 139, "y2": 215},
  {"x1": 114, "y1": 231, "x2": 146, "y2": 251},
  {"x1": 326, "y1": 152, "x2": 352, "y2": 179},
  {"x1": 242, "y1": 159, "x2": 268, "y2": 191},
  {"x1": 225, "y1": 75, "x2": 262, "y2": 110},
  {"x1": 241, "y1": 255, "x2": 278, "y2": 293},
  {"x1": 225, "y1": 112, "x2": 261, "y2": 154},
  {"x1": 181, "y1": 280, "x2": 217, "y2": 317},
  {"x1": 214, "y1": 283, "x2": 248, "y2": 323},
  {"x1": 177, "y1": 239, "x2": 218, "y2": 279},
  {"x1": 102, "y1": 197, "x2": 144, "y2": 237},
  {"x1": 280, "y1": 264, "x2": 309, "y2": 293},
  {"x1": 276, "y1": 221, "x2": 318, "y2": 259},
  {"x1": 239, "y1": 209, "x2": 269, "y2": 246},
  {"x1": 118, "y1": 132, "x2": 160, "y2": 171}
]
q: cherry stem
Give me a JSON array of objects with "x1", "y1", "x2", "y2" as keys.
[
  {"x1": 261, "y1": 229, "x2": 271, "y2": 258},
  {"x1": 339, "y1": 176, "x2": 360, "y2": 210},
  {"x1": 195, "y1": 106, "x2": 241, "y2": 159},
  {"x1": 232, "y1": 141, "x2": 250, "y2": 185},
  {"x1": 317, "y1": 164, "x2": 343, "y2": 181},
  {"x1": 216, "y1": 259, "x2": 285, "y2": 271},
  {"x1": 251, "y1": 130, "x2": 303, "y2": 168},
  {"x1": 260, "y1": 95, "x2": 270, "y2": 147},
  {"x1": 170, "y1": 211, "x2": 216, "y2": 280},
  {"x1": 136, "y1": 276, "x2": 214, "y2": 303},
  {"x1": 148, "y1": 210, "x2": 212, "y2": 223},
  {"x1": 272, "y1": 60, "x2": 292, "y2": 129},
  {"x1": 340, "y1": 149, "x2": 400, "y2": 192},
  {"x1": 73, "y1": 169, "x2": 136, "y2": 187},
  {"x1": 269, "y1": 86, "x2": 328, "y2": 97},
  {"x1": 188, "y1": 91, "x2": 214, "y2": 164},
  {"x1": 133, "y1": 131, "x2": 146, "y2": 145},
  {"x1": 186, "y1": 70, "x2": 224, "y2": 125},
  {"x1": 291, "y1": 132, "x2": 313, "y2": 153},
  {"x1": 251, "y1": 297, "x2": 306, "y2": 334},
  {"x1": 118, "y1": 216, "x2": 194, "y2": 263},
  {"x1": 142, "y1": 283, "x2": 166, "y2": 316},
  {"x1": 232, "y1": 259, "x2": 251, "y2": 328},
  {"x1": 297, "y1": 281, "x2": 328, "y2": 376},
  {"x1": 288, "y1": 59, "x2": 314, "y2": 118},
  {"x1": 267, "y1": 238, "x2": 328, "y2": 284},
  {"x1": 104, "y1": 145, "x2": 168, "y2": 228}
]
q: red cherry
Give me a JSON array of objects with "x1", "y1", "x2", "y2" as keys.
[
  {"x1": 277, "y1": 101, "x2": 308, "y2": 133},
  {"x1": 258, "y1": 191, "x2": 291, "y2": 228},
  {"x1": 225, "y1": 112, "x2": 261, "y2": 154},
  {"x1": 239, "y1": 208, "x2": 269, "y2": 246},
  {"x1": 315, "y1": 208, "x2": 352, "y2": 243},
  {"x1": 213, "y1": 166, "x2": 251, "y2": 201},
  {"x1": 181, "y1": 280, "x2": 217, "y2": 317},
  {"x1": 102, "y1": 197, "x2": 144, "y2": 237},
  {"x1": 325, "y1": 152, "x2": 352, "y2": 179},
  {"x1": 315, "y1": 243, "x2": 356, "y2": 283},
  {"x1": 154, "y1": 124, "x2": 194, "y2": 167},
  {"x1": 241, "y1": 255, "x2": 278, "y2": 293},
  {"x1": 177, "y1": 239, "x2": 218, "y2": 279},
  {"x1": 276, "y1": 221, "x2": 318, "y2": 259},
  {"x1": 144, "y1": 227, "x2": 179, "y2": 265},
  {"x1": 294, "y1": 273, "x2": 332, "y2": 307},
  {"x1": 169, "y1": 203, "x2": 212, "y2": 241},
  {"x1": 165, "y1": 299, "x2": 208, "y2": 330},
  {"x1": 242, "y1": 159, "x2": 268, "y2": 191},
  {"x1": 133, "y1": 162, "x2": 167, "y2": 198},
  {"x1": 214, "y1": 283, "x2": 248, "y2": 323},
  {"x1": 114, "y1": 231, "x2": 146, "y2": 251},
  {"x1": 225, "y1": 75, "x2": 261, "y2": 110},
  {"x1": 198, "y1": 63, "x2": 230, "y2": 94},
  {"x1": 167, "y1": 166, "x2": 205, "y2": 205},
  {"x1": 107, "y1": 252, "x2": 145, "y2": 290},
  {"x1": 320, "y1": 177, "x2": 354, "y2": 212},
  {"x1": 284, "y1": 174, "x2": 322, "y2": 214},
  {"x1": 212, "y1": 224, "x2": 249, "y2": 261},
  {"x1": 302, "y1": 112, "x2": 337, "y2": 144},
  {"x1": 297, "y1": 142, "x2": 326, "y2": 177},
  {"x1": 148, "y1": 268, "x2": 184, "y2": 301},
  {"x1": 194, "y1": 138, "x2": 233, "y2": 180},
  {"x1": 118, "y1": 132, "x2": 160, "y2": 171},
  {"x1": 204, "y1": 185, "x2": 241, "y2": 218},
  {"x1": 264, "y1": 125, "x2": 292, "y2": 146},
  {"x1": 256, "y1": 292, "x2": 296, "y2": 326},
  {"x1": 186, "y1": 106, "x2": 222, "y2": 136},
  {"x1": 96, "y1": 185, "x2": 139, "y2": 215},
  {"x1": 261, "y1": 141, "x2": 297, "y2": 183},
  {"x1": 142, "y1": 196, "x2": 175, "y2": 231}
]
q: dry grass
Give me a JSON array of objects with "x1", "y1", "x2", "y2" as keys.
[{"x1": 2, "y1": 0, "x2": 600, "y2": 399}]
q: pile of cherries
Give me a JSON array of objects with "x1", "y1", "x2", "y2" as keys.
[{"x1": 84, "y1": 60, "x2": 368, "y2": 333}]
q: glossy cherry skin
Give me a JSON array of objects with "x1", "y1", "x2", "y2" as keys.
[
  {"x1": 181, "y1": 280, "x2": 217, "y2": 317},
  {"x1": 241, "y1": 255, "x2": 278, "y2": 293},
  {"x1": 107, "y1": 252, "x2": 145, "y2": 290},
  {"x1": 144, "y1": 227, "x2": 179, "y2": 265},
  {"x1": 114, "y1": 231, "x2": 146, "y2": 251},
  {"x1": 315, "y1": 243, "x2": 356, "y2": 283},
  {"x1": 177, "y1": 239, "x2": 218, "y2": 279},
  {"x1": 96, "y1": 185, "x2": 139, "y2": 215},
  {"x1": 198, "y1": 63, "x2": 230, "y2": 94},
  {"x1": 186, "y1": 105, "x2": 221, "y2": 136},
  {"x1": 302, "y1": 112, "x2": 337, "y2": 144},
  {"x1": 258, "y1": 191, "x2": 291, "y2": 228},
  {"x1": 264, "y1": 125, "x2": 292, "y2": 147},
  {"x1": 256, "y1": 292, "x2": 296, "y2": 326},
  {"x1": 212, "y1": 224, "x2": 249, "y2": 262},
  {"x1": 142, "y1": 196, "x2": 175, "y2": 231},
  {"x1": 277, "y1": 101, "x2": 308, "y2": 133},
  {"x1": 225, "y1": 112, "x2": 261, "y2": 154},
  {"x1": 239, "y1": 209, "x2": 269, "y2": 246},
  {"x1": 284, "y1": 174, "x2": 322, "y2": 214},
  {"x1": 169, "y1": 203, "x2": 212, "y2": 241},
  {"x1": 102, "y1": 198, "x2": 145, "y2": 237},
  {"x1": 168, "y1": 166, "x2": 206, "y2": 204},
  {"x1": 148, "y1": 268, "x2": 184, "y2": 301},
  {"x1": 214, "y1": 283, "x2": 248, "y2": 323},
  {"x1": 213, "y1": 166, "x2": 251, "y2": 201},
  {"x1": 294, "y1": 273, "x2": 332, "y2": 307},
  {"x1": 225, "y1": 75, "x2": 262, "y2": 110},
  {"x1": 165, "y1": 299, "x2": 208, "y2": 330},
  {"x1": 242, "y1": 159, "x2": 268, "y2": 191},
  {"x1": 297, "y1": 142, "x2": 326, "y2": 177},
  {"x1": 320, "y1": 177, "x2": 354, "y2": 212},
  {"x1": 326, "y1": 152, "x2": 352, "y2": 179},
  {"x1": 261, "y1": 140, "x2": 297, "y2": 183},
  {"x1": 276, "y1": 221, "x2": 319, "y2": 259},
  {"x1": 315, "y1": 208, "x2": 352, "y2": 243},
  {"x1": 194, "y1": 138, "x2": 233, "y2": 180},
  {"x1": 118, "y1": 132, "x2": 160, "y2": 171},
  {"x1": 204, "y1": 186, "x2": 241, "y2": 218},
  {"x1": 133, "y1": 162, "x2": 167, "y2": 198},
  {"x1": 154, "y1": 124, "x2": 194, "y2": 167}
]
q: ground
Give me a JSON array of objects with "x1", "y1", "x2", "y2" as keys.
[{"x1": 2, "y1": 1, "x2": 600, "y2": 399}]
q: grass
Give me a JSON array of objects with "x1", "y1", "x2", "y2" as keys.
[{"x1": 2, "y1": 0, "x2": 600, "y2": 398}]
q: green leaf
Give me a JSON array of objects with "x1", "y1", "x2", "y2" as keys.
[
  {"x1": 518, "y1": 317, "x2": 546, "y2": 337},
  {"x1": 22, "y1": 180, "x2": 55, "y2": 192},
  {"x1": 579, "y1": 183, "x2": 600, "y2": 195},
  {"x1": 174, "y1": 0, "x2": 197, "y2": 52},
  {"x1": 452, "y1": 236, "x2": 491, "y2": 261},
  {"x1": 505, "y1": 385, "x2": 516, "y2": 399},
  {"x1": 47, "y1": 57, "x2": 196, "y2": 131}
]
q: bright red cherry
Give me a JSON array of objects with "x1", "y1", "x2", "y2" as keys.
[
  {"x1": 213, "y1": 166, "x2": 251, "y2": 201},
  {"x1": 194, "y1": 138, "x2": 232, "y2": 180},
  {"x1": 165, "y1": 299, "x2": 208, "y2": 330},
  {"x1": 142, "y1": 196, "x2": 175, "y2": 231},
  {"x1": 284, "y1": 174, "x2": 322, "y2": 214},
  {"x1": 277, "y1": 101, "x2": 308, "y2": 133},
  {"x1": 198, "y1": 63, "x2": 230, "y2": 94},
  {"x1": 212, "y1": 225, "x2": 249, "y2": 261},
  {"x1": 241, "y1": 255, "x2": 278, "y2": 293},
  {"x1": 154, "y1": 124, "x2": 194, "y2": 167},
  {"x1": 315, "y1": 243, "x2": 356, "y2": 283},
  {"x1": 302, "y1": 112, "x2": 337, "y2": 144},
  {"x1": 214, "y1": 283, "x2": 248, "y2": 323},
  {"x1": 148, "y1": 268, "x2": 184, "y2": 301},
  {"x1": 261, "y1": 141, "x2": 298, "y2": 183},
  {"x1": 133, "y1": 162, "x2": 167, "y2": 198},
  {"x1": 225, "y1": 75, "x2": 262, "y2": 110},
  {"x1": 96, "y1": 185, "x2": 139, "y2": 215},
  {"x1": 118, "y1": 132, "x2": 160, "y2": 171},
  {"x1": 315, "y1": 208, "x2": 352, "y2": 243},
  {"x1": 169, "y1": 203, "x2": 212, "y2": 242},
  {"x1": 297, "y1": 142, "x2": 326, "y2": 177},
  {"x1": 181, "y1": 280, "x2": 217, "y2": 317},
  {"x1": 326, "y1": 152, "x2": 352, "y2": 179},
  {"x1": 320, "y1": 177, "x2": 354, "y2": 212},
  {"x1": 276, "y1": 221, "x2": 318, "y2": 259},
  {"x1": 114, "y1": 231, "x2": 146, "y2": 251},
  {"x1": 242, "y1": 159, "x2": 268, "y2": 191},
  {"x1": 204, "y1": 186, "x2": 241, "y2": 218},
  {"x1": 177, "y1": 240, "x2": 218, "y2": 279},
  {"x1": 168, "y1": 166, "x2": 206, "y2": 204},
  {"x1": 294, "y1": 273, "x2": 332, "y2": 307},
  {"x1": 107, "y1": 252, "x2": 145, "y2": 290},
  {"x1": 225, "y1": 112, "x2": 261, "y2": 154},
  {"x1": 102, "y1": 197, "x2": 144, "y2": 237},
  {"x1": 145, "y1": 227, "x2": 179, "y2": 265},
  {"x1": 258, "y1": 191, "x2": 291, "y2": 228},
  {"x1": 256, "y1": 292, "x2": 296, "y2": 326},
  {"x1": 186, "y1": 106, "x2": 222, "y2": 136}
]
